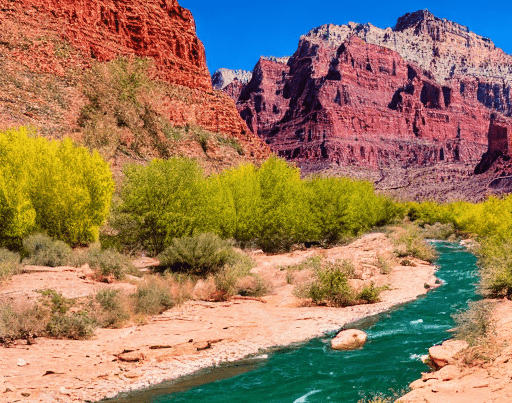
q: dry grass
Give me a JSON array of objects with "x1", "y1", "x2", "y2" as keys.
[
  {"x1": 0, "y1": 248, "x2": 21, "y2": 281},
  {"x1": 390, "y1": 223, "x2": 437, "y2": 262}
]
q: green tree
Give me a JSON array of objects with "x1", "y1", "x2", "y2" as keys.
[{"x1": 0, "y1": 128, "x2": 113, "y2": 247}]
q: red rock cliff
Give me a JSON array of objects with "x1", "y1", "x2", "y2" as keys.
[
  {"x1": 1, "y1": 0, "x2": 211, "y2": 90},
  {"x1": 228, "y1": 10, "x2": 512, "y2": 170},
  {"x1": 0, "y1": 0, "x2": 270, "y2": 161}
]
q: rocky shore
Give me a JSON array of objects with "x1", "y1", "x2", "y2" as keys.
[
  {"x1": 400, "y1": 298, "x2": 512, "y2": 403},
  {"x1": 0, "y1": 233, "x2": 438, "y2": 402}
]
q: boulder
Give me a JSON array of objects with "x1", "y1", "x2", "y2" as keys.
[
  {"x1": 428, "y1": 339, "x2": 468, "y2": 369},
  {"x1": 331, "y1": 329, "x2": 367, "y2": 350}
]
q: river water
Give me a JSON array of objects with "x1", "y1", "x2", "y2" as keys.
[{"x1": 112, "y1": 241, "x2": 479, "y2": 403}]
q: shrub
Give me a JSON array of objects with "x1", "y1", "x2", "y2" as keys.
[
  {"x1": 452, "y1": 300, "x2": 495, "y2": 347},
  {"x1": 166, "y1": 272, "x2": 196, "y2": 305},
  {"x1": 375, "y1": 254, "x2": 392, "y2": 274},
  {"x1": 47, "y1": 311, "x2": 97, "y2": 340},
  {"x1": 392, "y1": 224, "x2": 437, "y2": 262},
  {"x1": 295, "y1": 258, "x2": 384, "y2": 306},
  {"x1": 422, "y1": 222, "x2": 456, "y2": 240},
  {"x1": 38, "y1": 289, "x2": 72, "y2": 314},
  {"x1": 235, "y1": 274, "x2": 269, "y2": 297},
  {"x1": 0, "y1": 302, "x2": 49, "y2": 344},
  {"x1": 282, "y1": 256, "x2": 323, "y2": 272},
  {"x1": 158, "y1": 233, "x2": 248, "y2": 276},
  {"x1": 22, "y1": 233, "x2": 72, "y2": 267},
  {"x1": 296, "y1": 264, "x2": 356, "y2": 307},
  {"x1": 79, "y1": 56, "x2": 159, "y2": 159},
  {"x1": 255, "y1": 156, "x2": 312, "y2": 252},
  {"x1": 95, "y1": 289, "x2": 129, "y2": 328},
  {"x1": 0, "y1": 248, "x2": 21, "y2": 280},
  {"x1": 357, "y1": 282, "x2": 381, "y2": 304},
  {"x1": 213, "y1": 263, "x2": 251, "y2": 298},
  {"x1": 85, "y1": 244, "x2": 135, "y2": 280},
  {"x1": 0, "y1": 127, "x2": 114, "y2": 246},
  {"x1": 116, "y1": 155, "x2": 404, "y2": 255},
  {"x1": 132, "y1": 278, "x2": 174, "y2": 315},
  {"x1": 478, "y1": 236, "x2": 512, "y2": 297}
]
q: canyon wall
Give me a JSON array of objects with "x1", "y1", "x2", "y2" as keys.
[
  {"x1": 225, "y1": 10, "x2": 512, "y2": 170},
  {"x1": 0, "y1": 0, "x2": 270, "y2": 161}
]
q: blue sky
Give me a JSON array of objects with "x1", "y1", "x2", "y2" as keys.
[{"x1": 179, "y1": 0, "x2": 512, "y2": 76}]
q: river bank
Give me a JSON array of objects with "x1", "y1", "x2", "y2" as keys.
[
  {"x1": 400, "y1": 297, "x2": 512, "y2": 403},
  {"x1": 0, "y1": 232, "x2": 438, "y2": 403}
]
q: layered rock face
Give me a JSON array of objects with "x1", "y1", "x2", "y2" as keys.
[
  {"x1": 227, "y1": 10, "x2": 512, "y2": 169},
  {"x1": 0, "y1": 0, "x2": 270, "y2": 161},
  {"x1": 2, "y1": 0, "x2": 211, "y2": 90}
]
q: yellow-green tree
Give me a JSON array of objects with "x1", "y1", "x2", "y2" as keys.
[{"x1": 0, "y1": 128, "x2": 114, "y2": 247}]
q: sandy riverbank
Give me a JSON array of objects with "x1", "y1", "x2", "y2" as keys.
[{"x1": 0, "y1": 232, "x2": 438, "y2": 403}]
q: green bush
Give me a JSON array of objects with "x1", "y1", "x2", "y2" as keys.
[
  {"x1": 477, "y1": 236, "x2": 512, "y2": 297},
  {"x1": 254, "y1": 156, "x2": 313, "y2": 252},
  {"x1": 357, "y1": 282, "x2": 381, "y2": 304},
  {"x1": 85, "y1": 245, "x2": 135, "y2": 280},
  {"x1": 47, "y1": 311, "x2": 97, "y2": 340},
  {"x1": 158, "y1": 233, "x2": 247, "y2": 276},
  {"x1": 296, "y1": 264, "x2": 356, "y2": 307},
  {"x1": 0, "y1": 127, "x2": 114, "y2": 247},
  {"x1": 295, "y1": 258, "x2": 384, "y2": 306},
  {"x1": 132, "y1": 278, "x2": 174, "y2": 315},
  {"x1": 306, "y1": 177, "x2": 399, "y2": 244},
  {"x1": 38, "y1": 289, "x2": 72, "y2": 314},
  {"x1": 375, "y1": 254, "x2": 392, "y2": 274},
  {"x1": 213, "y1": 263, "x2": 251, "y2": 298},
  {"x1": 212, "y1": 259, "x2": 265, "y2": 298},
  {"x1": 393, "y1": 224, "x2": 437, "y2": 262},
  {"x1": 95, "y1": 289, "x2": 129, "y2": 328},
  {"x1": 0, "y1": 248, "x2": 21, "y2": 280},
  {"x1": 22, "y1": 233, "x2": 72, "y2": 267},
  {"x1": 116, "y1": 155, "x2": 403, "y2": 254}
]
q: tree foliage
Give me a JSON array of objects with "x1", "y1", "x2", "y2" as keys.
[
  {"x1": 0, "y1": 127, "x2": 114, "y2": 247},
  {"x1": 117, "y1": 155, "x2": 398, "y2": 254}
]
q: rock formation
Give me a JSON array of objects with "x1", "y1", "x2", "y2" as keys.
[
  {"x1": 331, "y1": 329, "x2": 367, "y2": 350},
  {"x1": 223, "y1": 10, "x2": 512, "y2": 171},
  {"x1": 427, "y1": 339, "x2": 468, "y2": 369},
  {"x1": 212, "y1": 68, "x2": 253, "y2": 90},
  {"x1": 2, "y1": 0, "x2": 212, "y2": 90},
  {"x1": 0, "y1": 0, "x2": 270, "y2": 162}
]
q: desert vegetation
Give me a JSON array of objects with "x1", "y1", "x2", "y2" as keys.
[
  {"x1": 0, "y1": 127, "x2": 114, "y2": 248},
  {"x1": 113, "y1": 155, "x2": 399, "y2": 254},
  {"x1": 407, "y1": 197, "x2": 512, "y2": 297},
  {"x1": 79, "y1": 56, "x2": 245, "y2": 160},
  {"x1": 1, "y1": 124, "x2": 511, "y2": 347}
]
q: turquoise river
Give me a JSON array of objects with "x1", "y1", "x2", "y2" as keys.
[{"x1": 108, "y1": 241, "x2": 479, "y2": 403}]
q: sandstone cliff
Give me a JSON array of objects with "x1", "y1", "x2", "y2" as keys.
[
  {"x1": 224, "y1": 10, "x2": 512, "y2": 172},
  {"x1": 0, "y1": 0, "x2": 270, "y2": 166}
]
